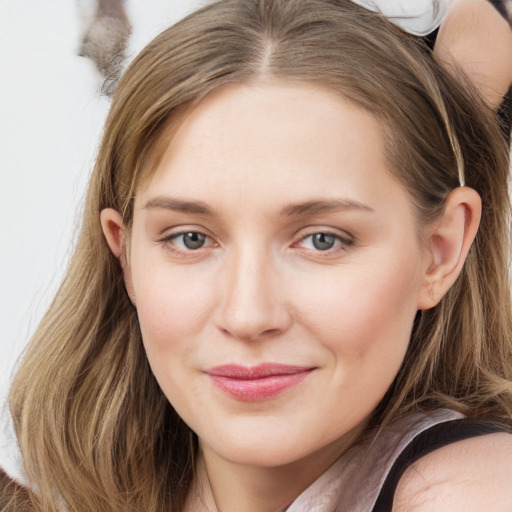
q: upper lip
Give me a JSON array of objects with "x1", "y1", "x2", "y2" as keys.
[{"x1": 205, "y1": 364, "x2": 315, "y2": 379}]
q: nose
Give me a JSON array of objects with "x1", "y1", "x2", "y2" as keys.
[{"x1": 215, "y1": 246, "x2": 292, "y2": 342}]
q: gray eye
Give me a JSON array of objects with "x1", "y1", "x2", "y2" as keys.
[
  {"x1": 182, "y1": 232, "x2": 207, "y2": 250},
  {"x1": 312, "y1": 233, "x2": 336, "y2": 250}
]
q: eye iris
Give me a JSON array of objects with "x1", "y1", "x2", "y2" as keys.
[
  {"x1": 183, "y1": 232, "x2": 206, "y2": 249},
  {"x1": 312, "y1": 233, "x2": 336, "y2": 250}
]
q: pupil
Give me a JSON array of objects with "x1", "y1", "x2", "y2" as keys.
[
  {"x1": 313, "y1": 233, "x2": 335, "y2": 250},
  {"x1": 183, "y1": 232, "x2": 205, "y2": 249}
]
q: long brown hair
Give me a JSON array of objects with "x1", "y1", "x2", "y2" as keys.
[{"x1": 6, "y1": 0, "x2": 512, "y2": 510}]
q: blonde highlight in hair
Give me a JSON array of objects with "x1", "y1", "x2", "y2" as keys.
[{"x1": 6, "y1": 0, "x2": 512, "y2": 510}]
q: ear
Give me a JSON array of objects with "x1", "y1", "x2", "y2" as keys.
[
  {"x1": 100, "y1": 208, "x2": 136, "y2": 305},
  {"x1": 417, "y1": 187, "x2": 481, "y2": 310},
  {"x1": 100, "y1": 208, "x2": 124, "y2": 257}
]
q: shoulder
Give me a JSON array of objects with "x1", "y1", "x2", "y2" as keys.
[{"x1": 393, "y1": 431, "x2": 512, "y2": 511}]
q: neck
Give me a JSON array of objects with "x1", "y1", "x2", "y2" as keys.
[{"x1": 194, "y1": 431, "x2": 363, "y2": 512}]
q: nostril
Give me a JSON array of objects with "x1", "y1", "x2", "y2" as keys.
[{"x1": 218, "y1": 316, "x2": 290, "y2": 342}]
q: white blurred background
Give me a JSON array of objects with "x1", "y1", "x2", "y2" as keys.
[{"x1": 0, "y1": 0, "x2": 208, "y2": 405}]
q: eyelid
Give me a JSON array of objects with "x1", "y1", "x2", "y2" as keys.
[
  {"x1": 157, "y1": 225, "x2": 354, "y2": 257},
  {"x1": 292, "y1": 228, "x2": 355, "y2": 253},
  {"x1": 159, "y1": 227, "x2": 218, "y2": 254}
]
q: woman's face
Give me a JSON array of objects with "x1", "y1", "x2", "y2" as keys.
[{"x1": 127, "y1": 82, "x2": 431, "y2": 469}]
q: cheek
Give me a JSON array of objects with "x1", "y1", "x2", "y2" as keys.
[
  {"x1": 293, "y1": 260, "x2": 420, "y2": 352},
  {"x1": 292, "y1": 261, "x2": 420, "y2": 426},
  {"x1": 289, "y1": 256, "x2": 422, "y2": 413},
  {"x1": 129, "y1": 253, "x2": 217, "y2": 361},
  {"x1": 132, "y1": 266, "x2": 216, "y2": 416}
]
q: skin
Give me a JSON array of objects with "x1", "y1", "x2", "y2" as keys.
[
  {"x1": 394, "y1": 432, "x2": 512, "y2": 511},
  {"x1": 101, "y1": 82, "x2": 482, "y2": 512},
  {"x1": 435, "y1": 0, "x2": 512, "y2": 108}
]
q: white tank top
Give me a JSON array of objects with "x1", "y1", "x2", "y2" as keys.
[{"x1": 351, "y1": 0, "x2": 450, "y2": 35}]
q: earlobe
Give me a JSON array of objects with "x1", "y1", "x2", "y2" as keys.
[
  {"x1": 418, "y1": 187, "x2": 481, "y2": 310},
  {"x1": 100, "y1": 208, "x2": 137, "y2": 305}
]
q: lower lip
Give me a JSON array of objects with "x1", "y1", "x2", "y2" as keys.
[{"x1": 208, "y1": 370, "x2": 313, "y2": 401}]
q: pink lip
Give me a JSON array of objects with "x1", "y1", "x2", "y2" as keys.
[{"x1": 205, "y1": 364, "x2": 315, "y2": 401}]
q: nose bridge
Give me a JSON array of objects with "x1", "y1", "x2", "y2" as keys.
[{"x1": 217, "y1": 241, "x2": 290, "y2": 341}]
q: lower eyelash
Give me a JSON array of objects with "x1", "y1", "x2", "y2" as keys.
[
  {"x1": 161, "y1": 241, "x2": 188, "y2": 257},
  {"x1": 158, "y1": 231, "x2": 353, "y2": 258},
  {"x1": 301, "y1": 232, "x2": 353, "y2": 251},
  {"x1": 159, "y1": 230, "x2": 213, "y2": 256}
]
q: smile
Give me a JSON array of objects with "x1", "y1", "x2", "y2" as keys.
[{"x1": 205, "y1": 364, "x2": 316, "y2": 401}]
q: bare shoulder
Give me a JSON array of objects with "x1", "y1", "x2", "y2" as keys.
[{"x1": 392, "y1": 432, "x2": 512, "y2": 511}]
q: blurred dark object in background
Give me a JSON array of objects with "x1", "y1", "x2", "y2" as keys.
[{"x1": 78, "y1": 0, "x2": 131, "y2": 96}]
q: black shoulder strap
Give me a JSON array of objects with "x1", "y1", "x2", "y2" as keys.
[
  {"x1": 489, "y1": 0, "x2": 510, "y2": 22},
  {"x1": 371, "y1": 419, "x2": 512, "y2": 511}
]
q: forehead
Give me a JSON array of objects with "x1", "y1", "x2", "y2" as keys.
[{"x1": 136, "y1": 81, "x2": 413, "y2": 221}]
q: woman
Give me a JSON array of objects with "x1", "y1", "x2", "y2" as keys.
[
  {"x1": 351, "y1": 0, "x2": 512, "y2": 138},
  {"x1": 2, "y1": 0, "x2": 512, "y2": 510},
  {"x1": 351, "y1": 0, "x2": 512, "y2": 109}
]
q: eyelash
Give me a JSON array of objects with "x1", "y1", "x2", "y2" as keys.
[
  {"x1": 295, "y1": 231, "x2": 354, "y2": 255},
  {"x1": 160, "y1": 231, "x2": 216, "y2": 257},
  {"x1": 159, "y1": 229, "x2": 354, "y2": 257}
]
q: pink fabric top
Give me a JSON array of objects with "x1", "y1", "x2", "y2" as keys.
[
  {"x1": 183, "y1": 408, "x2": 463, "y2": 512},
  {"x1": 1, "y1": 407, "x2": 462, "y2": 510}
]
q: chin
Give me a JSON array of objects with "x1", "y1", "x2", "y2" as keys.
[
  {"x1": 201, "y1": 428, "x2": 329, "y2": 469},
  {"x1": 224, "y1": 445, "x2": 307, "y2": 468}
]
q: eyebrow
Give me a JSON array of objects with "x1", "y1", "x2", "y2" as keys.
[
  {"x1": 143, "y1": 196, "x2": 374, "y2": 217},
  {"x1": 144, "y1": 197, "x2": 214, "y2": 215},
  {"x1": 279, "y1": 199, "x2": 374, "y2": 217}
]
